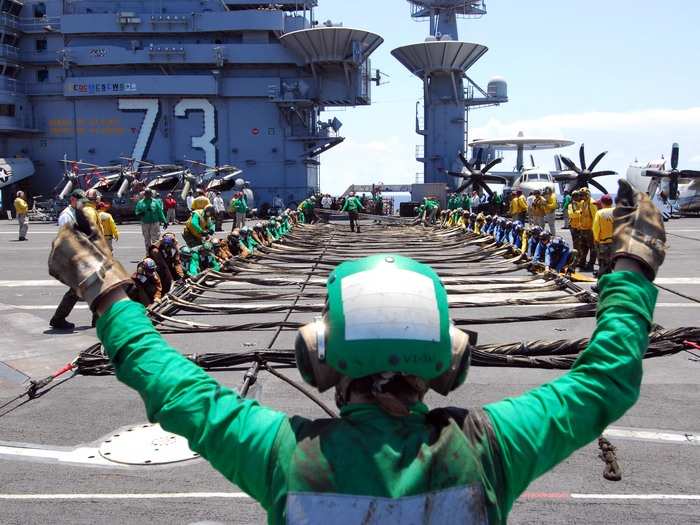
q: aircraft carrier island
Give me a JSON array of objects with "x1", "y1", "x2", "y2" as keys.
[{"x1": 0, "y1": 0, "x2": 383, "y2": 209}]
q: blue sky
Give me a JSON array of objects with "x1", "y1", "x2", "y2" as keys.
[{"x1": 315, "y1": 0, "x2": 700, "y2": 194}]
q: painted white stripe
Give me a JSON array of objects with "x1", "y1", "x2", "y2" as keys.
[
  {"x1": 604, "y1": 427, "x2": 698, "y2": 445},
  {"x1": 1, "y1": 492, "x2": 699, "y2": 502},
  {"x1": 655, "y1": 278, "x2": 700, "y2": 285},
  {"x1": 0, "y1": 492, "x2": 250, "y2": 500},
  {"x1": 570, "y1": 494, "x2": 700, "y2": 501},
  {"x1": 0, "y1": 280, "x2": 60, "y2": 287},
  {"x1": 0, "y1": 304, "x2": 90, "y2": 311}
]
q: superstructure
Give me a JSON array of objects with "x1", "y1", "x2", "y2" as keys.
[{"x1": 0, "y1": 0, "x2": 383, "y2": 209}]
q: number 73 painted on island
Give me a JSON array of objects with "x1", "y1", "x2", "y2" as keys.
[{"x1": 118, "y1": 98, "x2": 217, "y2": 167}]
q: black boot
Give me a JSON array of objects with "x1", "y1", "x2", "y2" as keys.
[{"x1": 50, "y1": 318, "x2": 75, "y2": 331}]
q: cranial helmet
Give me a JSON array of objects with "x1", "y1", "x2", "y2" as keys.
[
  {"x1": 204, "y1": 205, "x2": 216, "y2": 217},
  {"x1": 161, "y1": 233, "x2": 176, "y2": 246},
  {"x1": 180, "y1": 246, "x2": 192, "y2": 258},
  {"x1": 141, "y1": 258, "x2": 157, "y2": 273},
  {"x1": 295, "y1": 255, "x2": 474, "y2": 396},
  {"x1": 530, "y1": 226, "x2": 543, "y2": 237}
]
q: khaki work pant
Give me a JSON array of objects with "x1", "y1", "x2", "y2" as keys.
[{"x1": 141, "y1": 222, "x2": 161, "y2": 251}]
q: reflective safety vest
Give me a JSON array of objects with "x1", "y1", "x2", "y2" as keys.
[
  {"x1": 185, "y1": 210, "x2": 211, "y2": 240},
  {"x1": 277, "y1": 406, "x2": 505, "y2": 524}
]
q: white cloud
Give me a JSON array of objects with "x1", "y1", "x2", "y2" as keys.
[
  {"x1": 473, "y1": 107, "x2": 700, "y2": 139},
  {"x1": 321, "y1": 135, "x2": 420, "y2": 194},
  {"x1": 320, "y1": 107, "x2": 700, "y2": 195}
]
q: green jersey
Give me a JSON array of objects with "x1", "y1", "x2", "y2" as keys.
[
  {"x1": 98, "y1": 271, "x2": 656, "y2": 524},
  {"x1": 134, "y1": 198, "x2": 167, "y2": 225},
  {"x1": 341, "y1": 196, "x2": 364, "y2": 213}
]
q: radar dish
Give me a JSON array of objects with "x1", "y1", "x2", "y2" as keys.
[
  {"x1": 469, "y1": 137, "x2": 574, "y2": 151},
  {"x1": 280, "y1": 27, "x2": 384, "y2": 65},
  {"x1": 391, "y1": 41, "x2": 488, "y2": 77}
]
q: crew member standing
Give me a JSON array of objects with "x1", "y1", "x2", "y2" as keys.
[
  {"x1": 593, "y1": 194, "x2": 615, "y2": 278},
  {"x1": 509, "y1": 190, "x2": 527, "y2": 224},
  {"x1": 97, "y1": 202, "x2": 119, "y2": 252},
  {"x1": 213, "y1": 191, "x2": 226, "y2": 232},
  {"x1": 543, "y1": 187, "x2": 557, "y2": 236},
  {"x1": 13, "y1": 190, "x2": 28, "y2": 241},
  {"x1": 561, "y1": 191, "x2": 572, "y2": 230},
  {"x1": 229, "y1": 192, "x2": 248, "y2": 230},
  {"x1": 341, "y1": 192, "x2": 364, "y2": 233},
  {"x1": 577, "y1": 188, "x2": 599, "y2": 271},
  {"x1": 164, "y1": 193, "x2": 178, "y2": 225},
  {"x1": 135, "y1": 189, "x2": 167, "y2": 251},
  {"x1": 49, "y1": 189, "x2": 85, "y2": 330}
]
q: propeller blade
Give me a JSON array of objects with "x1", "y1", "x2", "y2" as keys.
[
  {"x1": 559, "y1": 156, "x2": 582, "y2": 174},
  {"x1": 587, "y1": 151, "x2": 607, "y2": 172},
  {"x1": 446, "y1": 171, "x2": 467, "y2": 179},
  {"x1": 530, "y1": 154, "x2": 535, "y2": 168},
  {"x1": 671, "y1": 143, "x2": 679, "y2": 170},
  {"x1": 476, "y1": 179, "x2": 494, "y2": 197},
  {"x1": 457, "y1": 180, "x2": 471, "y2": 194},
  {"x1": 458, "y1": 152, "x2": 472, "y2": 170},
  {"x1": 669, "y1": 177, "x2": 679, "y2": 200},
  {"x1": 482, "y1": 158, "x2": 503, "y2": 174},
  {"x1": 554, "y1": 173, "x2": 578, "y2": 182},
  {"x1": 588, "y1": 179, "x2": 608, "y2": 195},
  {"x1": 647, "y1": 179, "x2": 660, "y2": 197},
  {"x1": 680, "y1": 170, "x2": 700, "y2": 178},
  {"x1": 590, "y1": 170, "x2": 617, "y2": 177},
  {"x1": 579, "y1": 144, "x2": 587, "y2": 171},
  {"x1": 642, "y1": 169, "x2": 667, "y2": 178},
  {"x1": 476, "y1": 148, "x2": 484, "y2": 168}
]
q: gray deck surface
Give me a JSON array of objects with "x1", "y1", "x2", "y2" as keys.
[{"x1": 0, "y1": 218, "x2": 698, "y2": 525}]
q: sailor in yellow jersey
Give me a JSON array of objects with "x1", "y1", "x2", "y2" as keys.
[
  {"x1": 593, "y1": 194, "x2": 615, "y2": 278},
  {"x1": 13, "y1": 190, "x2": 28, "y2": 241},
  {"x1": 190, "y1": 188, "x2": 211, "y2": 211},
  {"x1": 98, "y1": 202, "x2": 120, "y2": 252}
]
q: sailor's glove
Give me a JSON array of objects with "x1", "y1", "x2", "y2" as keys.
[
  {"x1": 611, "y1": 179, "x2": 667, "y2": 281},
  {"x1": 48, "y1": 204, "x2": 131, "y2": 311}
]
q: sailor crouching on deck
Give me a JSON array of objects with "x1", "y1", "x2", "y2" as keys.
[{"x1": 48, "y1": 180, "x2": 666, "y2": 525}]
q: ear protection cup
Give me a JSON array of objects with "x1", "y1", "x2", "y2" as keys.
[
  {"x1": 294, "y1": 319, "x2": 342, "y2": 392},
  {"x1": 428, "y1": 326, "x2": 474, "y2": 396}
]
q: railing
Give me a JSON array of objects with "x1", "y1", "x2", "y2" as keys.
[
  {"x1": 0, "y1": 13, "x2": 19, "y2": 29},
  {"x1": 359, "y1": 59, "x2": 371, "y2": 102},
  {"x1": 0, "y1": 43, "x2": 18, "y2": 60},
  {"x1": 415, "y1": 171, "x2": 424, "y2": 184},
  {"x1": 19, "y1": 16, "x2": 61, "y2": 32},
  {"x1": 409, "y1": 1, "x2": 486, "y2": 20},
  {"x1": 415, "y1": 144, "x2": 425, "y2": 160},
  {"x1": 0, "y1": 76, "x2": 19, "y2": 93}
]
